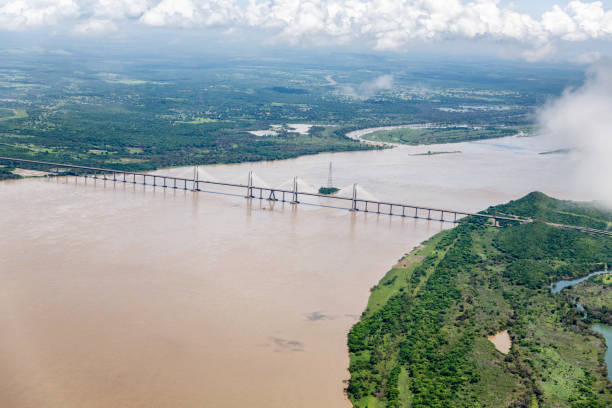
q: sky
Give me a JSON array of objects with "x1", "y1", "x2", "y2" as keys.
[{"x1": 2, "y1": 1, "x2": 612, "y2": 62}]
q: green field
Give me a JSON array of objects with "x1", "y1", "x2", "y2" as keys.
[
  {"x1": 348, "y1": 192, "x2": 612, "y2": 407},
  {"x1": 362, "y1": 126, "x2": 519, "y2": 145}
]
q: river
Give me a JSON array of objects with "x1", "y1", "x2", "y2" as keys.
[
  {"x1": 593, "y1": 325, "x2": 612, "y2": 382},
  {"x1": 551, "y1": 270, "x2": 610, "y2": 294},
  {"x1": 0, "y1": 134, "x2": 605, "y2": 407}
]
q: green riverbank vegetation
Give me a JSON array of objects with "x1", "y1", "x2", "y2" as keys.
[
  {"x1": 347, "y1": 192, "x2": 612, "y2": 407},
  {"x1": 0, "y1": 165, "x2": 21, "y2": 180},
  {"x1": 362, "y1": 126, "x2": 520, "y2": 145}
]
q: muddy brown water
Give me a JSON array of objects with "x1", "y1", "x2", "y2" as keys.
[{"x1": 0, "y1": 136, "x2": 600, "y2": 407}]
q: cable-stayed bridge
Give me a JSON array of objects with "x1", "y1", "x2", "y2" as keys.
[{"x1": 2, "y1": 156, "x2": 610, "y2": 236}]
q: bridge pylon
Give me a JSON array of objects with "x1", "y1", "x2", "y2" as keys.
[
  {"x1": 246, "y1": 171, "x2": 255, "y2": 198},
  {"x1": 291, "y1": 176, "x2": 299, "y2": 203},
  {"x1": 192, "y1": 166, "x2": 200, "y2": 191},
  {"x1": 350, "y1": 183, "x2": 358, "y2": 211}
]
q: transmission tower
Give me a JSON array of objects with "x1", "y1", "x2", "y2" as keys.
[{"x1": 327, "y1": 161, "x2": 333, "y2": 188}]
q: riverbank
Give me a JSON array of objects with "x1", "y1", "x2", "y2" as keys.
[{"x1": 348, "y1": 192, "x2": 612, "y2": 407}]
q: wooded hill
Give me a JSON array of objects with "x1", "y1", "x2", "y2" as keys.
[{"x1": 348, "y1": 192, "x2": 612, "y2": 407}]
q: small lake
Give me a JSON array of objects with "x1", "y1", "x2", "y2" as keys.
[
  {"x1": 550, "y1": 270, "x2": 609, "y2": 294},
  {"x1": 593, "y1": 325, "x2": 612, "y2": 382}
]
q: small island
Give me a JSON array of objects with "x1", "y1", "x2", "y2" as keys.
[
  {"x1": 318, "y1": 186, "x2": 339, "y2": 195},
  {"x1": 411, "y1": 150, "x2": 462, "y2": 156}
]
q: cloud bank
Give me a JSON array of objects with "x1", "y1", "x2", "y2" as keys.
[
  {"x1": 538, "y1": 60, "x2": 612, "y2": 206},
  {"x1": 2, "y1": 1, "x2": 612, "y2": 59}
]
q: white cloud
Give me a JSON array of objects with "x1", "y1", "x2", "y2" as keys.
[
  {"x1": 340, "y1": 74, "x2": 394, "y2": 99},
  {"x1": 0, "y1": 0, "x2": 79, "y2": 30},
  {"x1": 2, "y1": 1, "x2": 612, "y2": 60},
  {"x1": 522, "y1": 43, "x2": 557, "y2": 62},
  {"x1": 72, "y1": 18, "x2": 117, "y2": 35},
  {"x1": 538, "y1": 59, "x2": 612, "y2": 206},
  {"x1": 576, "y1": 50, "x2": 602, "y2": 64},
  {"x1": 91, "y1": 0, "x2": 152, "y2": 20},
  {"x1": 139, "y1": 0, "x2": 240, "y2": 27}
]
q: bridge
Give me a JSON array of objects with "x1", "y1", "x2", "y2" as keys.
[{"x1": 2, "y1": 156, "x2": 610, "y2": 238}]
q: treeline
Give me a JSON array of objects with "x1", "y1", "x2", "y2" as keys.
[
  {"x1": 487, "y1": 191, "x2": 612, "y2": 231},
  {"x1": 0, "y1": 166, "x2": 21, "y2": 180}
]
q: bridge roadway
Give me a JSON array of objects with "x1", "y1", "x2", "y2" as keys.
[{"x1": 3, "y1": 156, "x2": 610, "y2": 237}]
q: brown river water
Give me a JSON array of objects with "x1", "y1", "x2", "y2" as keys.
[{"x1": 0, "y1": 136, "x2": 598, "y2": 407}]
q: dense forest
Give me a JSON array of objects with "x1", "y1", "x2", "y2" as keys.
[{"x1": 348, "y1": 192, "x2": 612, "y2": 407}]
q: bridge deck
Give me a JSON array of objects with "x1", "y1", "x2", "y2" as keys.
[{"x1": 5, "y1": 156, "x2": 608, "y2": 238}]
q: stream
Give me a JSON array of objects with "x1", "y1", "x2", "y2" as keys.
[{"x1": 551, "y1": 271, "x2": 612, "y2": 381}]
